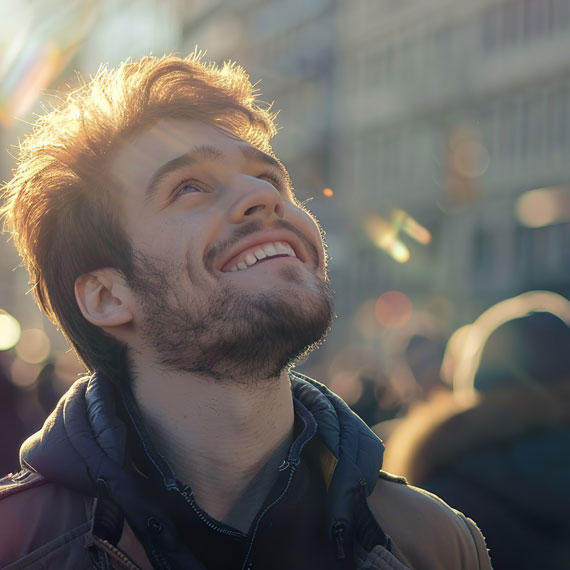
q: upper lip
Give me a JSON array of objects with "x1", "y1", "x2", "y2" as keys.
[{"x1": 217, "y1": 231, "x2": 309, "y2": 272}]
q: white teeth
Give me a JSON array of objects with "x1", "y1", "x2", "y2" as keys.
[
  {"x1": 276, "y1": 242, "x2": 296, "y2": 257},
  {"x1": 245, "y1": 253, "x2": 257, "y2": 266},
  {"x1": 264, "y1": 244, "x2": 277, "y2": 257},
  {"x1": 274, "y1": 242, "x2": 289, "y2": 255},
  {"x1": 254, "y1": 249, "x2": 267, "y2": 261},
  {"x1": 228, "y1": 241, "x2": 297, "y2": 272}
]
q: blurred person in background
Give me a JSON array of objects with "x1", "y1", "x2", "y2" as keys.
[
  {"x1": 0, "y1": 53, "x2": 491, "y2": 570},
  {"x1": 0, "y1": 350, "x2": 61, "y2": 474},
  {"x1": 372, "y1": 319, "x2": 449, "y2": 442},
  {"x1": 383, "y1": 290, "x2": 570, "y2": 570},
  {"x1": 0, "y1": 352, "x2": 28, "y2": 475}
]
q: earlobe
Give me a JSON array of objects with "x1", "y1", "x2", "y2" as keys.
[{"x1": 75, "y1": 269, "x2": 134, "y2": 328}]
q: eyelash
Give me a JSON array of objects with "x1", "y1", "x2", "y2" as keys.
[
  {"x1": 172, "y1": 171, "x2": 286, "y2": 199},
  {"x1": 174, "y1": 179, "x2": 206, "y2": 197},
  {"x1": 259, "y1": 171, "x2": 285, "y2": 190}
]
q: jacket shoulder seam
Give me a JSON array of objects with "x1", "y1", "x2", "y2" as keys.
[
  {"x1": 0, "y1": 471, "x2": 47, "y2": 501},
  {"x1": 378, "y1": 470, "x2": 407, "y2": 485}
]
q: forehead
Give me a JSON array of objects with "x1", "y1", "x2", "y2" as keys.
[{"x1": 108, "y1": 118, "x2": 259, "y2": 193}]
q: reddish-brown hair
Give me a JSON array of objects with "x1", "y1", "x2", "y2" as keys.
[{"x1": 1, "y1": 52, "x2": 278, "y2": 378}]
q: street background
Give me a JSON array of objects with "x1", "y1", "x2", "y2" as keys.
[{"x1": 1, "y1": 0, "x2": 570, "y2": 471}]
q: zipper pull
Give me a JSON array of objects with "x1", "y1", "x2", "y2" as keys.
[{"x1": 333, "y1": 522, "x2": 346, "y2": 560}]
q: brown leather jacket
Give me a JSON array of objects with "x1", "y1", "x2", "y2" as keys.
[
  {"x1": 0, "y1": 470, "x2": 492, "y2": 570},
  {"x1": 0, "y1": 374, "x2": 493, "y2": 569}
]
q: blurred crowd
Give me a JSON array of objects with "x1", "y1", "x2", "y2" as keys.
[
  {"x1": 0, "y1": 351, "x2": 79, "y2": 475},
  {"x1": 1, "y1": 289, "x2": 569, "y2": 569},
  {"x1": 379, "y1": 290, "x2": 570, "y2": 570}
]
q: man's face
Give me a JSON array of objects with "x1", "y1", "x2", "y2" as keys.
[{"x1": 109, "y1": 119, "x2": 333, "y2": 382}]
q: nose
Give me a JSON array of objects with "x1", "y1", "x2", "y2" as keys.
[{"x1": 227, "y1": 175, "x2": 285, "y2": 224}]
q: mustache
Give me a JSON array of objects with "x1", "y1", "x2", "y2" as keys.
[{"x1": 203, "y1": 219, "x2": 320, "y2": 273}]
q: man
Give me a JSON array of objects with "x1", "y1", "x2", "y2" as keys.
[{"x1": 0, "y1": 53, "x2": 492, "y2": 569}]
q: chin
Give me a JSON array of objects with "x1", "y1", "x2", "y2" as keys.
[
  {"x1": 132, "y1": 251, "x2": 333, "y2": 384},
  {"x1": 150, "y1": 277, "x2": 333, "y2": 384}
]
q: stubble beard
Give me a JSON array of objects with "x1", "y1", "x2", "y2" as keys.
[{"x1": 127, "y1": 253, "x2": 334, "y2": 385}]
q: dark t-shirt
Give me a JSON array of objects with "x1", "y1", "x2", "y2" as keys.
[
  {"x1": 128, "y1": 393, "x2": 343, "y2": 569},
  {"x1": 170, "y1": 438, "x2": 341, "y2": 569}
]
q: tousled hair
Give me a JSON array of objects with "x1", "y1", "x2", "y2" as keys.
[{"x1": 1, "y1": 52, "x2": 278, "y2": 379}]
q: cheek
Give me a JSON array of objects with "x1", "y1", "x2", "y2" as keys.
[
  {"x1": 128, "y1": 223, "x2": 196, "y2": 289},
  {"x1": 293, "y1": 207, "x2": 326, "y2": 249}
]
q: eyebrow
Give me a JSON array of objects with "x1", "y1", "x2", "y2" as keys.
[
  {"x1": 145, "y1": 143, "x2": 288, "y2": 203},
  {"x1": 239, "y1": 144, "x2": 283, "y2": 173}
]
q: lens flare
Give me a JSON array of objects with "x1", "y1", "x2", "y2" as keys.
[
  {"x1": 0, "y1": 42, "x2": 60, "y2": 123},
  {"x1": 365, "y1": 210, "x2": 430, "y2": 263},
  {"x1": 0, "y1": 0, "x2": 98, "y2": 124},
  {"x1": 397, "y1": 210, "x2": 432, "y2": 244}
]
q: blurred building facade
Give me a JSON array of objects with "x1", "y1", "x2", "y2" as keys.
[
  {"x1": 1, "y1": 0, "x2": 570, "y2": 386},
  {"x1": 333, "y1": 0, "x2": 570, "y2": 331}
]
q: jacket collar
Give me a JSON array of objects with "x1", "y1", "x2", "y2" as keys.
[{"x1": 21, "y1": 370, "x2": 385, "y2": 563}]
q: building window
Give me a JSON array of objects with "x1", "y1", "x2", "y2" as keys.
[
  {"x1": 548, "y1": 86, "x2": 570, "y2": 153},
  {"x1": 517, "y1": 222, "x2": 570, "y2": 287},
  {"x1": 522, "y1": 94, "x2": 547, "y2": 159},
  {"x1": 502, "y1": 0, "x2": 522, "y2": 45},
  {"x1": 481, "y1": 0, "x2": 570, "y2": 52},
  {"x1": 483, "y1": 4, "x2": 501, "y2": 52},
  {"x1": 552, "y1": 0, "x2": 570, "y2": 31},
  {"x1": 500, "y1": 99, "x2": 523, "y2": 164},
  {"x1": 523, "y1": 0, "x2": 550, "y2": 38},
  {"x1": 473, "y1": 227, "x2": 496, "y2": 277}
]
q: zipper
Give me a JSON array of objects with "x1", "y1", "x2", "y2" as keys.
[
  {"x1": 179, "y1": 486, "x2": 246, "y2": 538},
  {"x1": 240, "y1": 462, "x2": 299, "y2": 570},
  {"x1": 333, "y1": 521, "x2": 346, "y2": 560},
  {"x1": 92, "y1": 536, "x2": 142, "y2": 570}
]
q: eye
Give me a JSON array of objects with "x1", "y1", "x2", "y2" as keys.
[
  {"x1": 174, "y1": 179, "x2": 207, "y2": 198},
  {"x1": 259, "y1": 171, "x2": 285, "y2": 190}
]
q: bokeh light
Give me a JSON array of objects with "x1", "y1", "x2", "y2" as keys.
[
  {"x1": 516, "y1": 186, "x2": 570, "y2": 228},
  {"x1": 375, "y1": 291, "x2": 413, "y2": 328},
  {"x1": 54, "y1": 350, "x2": 85, "y2": 391},
  {"x1": 10, "y1": 358, "x2": 40, "y2": 388},
  {"x1": 450, "y1": 136, "x2": 490, "y2": 179},
  {"x1": 0, "y1": 310, "x2": 21, "y2": 351},
  {"x1": 328, "y1": 370, "x2": 363, "y2": 406},
  {"x1": 15, "y1": 328, "x2": 51, "y2": 364},
  {"x1": 353, "y1": 299, "x2": 384, "y2": 339},
  {"x1": 322, "y1": 187, "x2": 334, "y2": 198}
]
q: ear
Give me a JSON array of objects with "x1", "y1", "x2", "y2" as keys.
[{"x1": 75, "y1": 268, "x2": 134, "y2": 329}]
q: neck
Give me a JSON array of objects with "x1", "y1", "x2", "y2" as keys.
[{"x1": 131, "y1": 361, "x2": 295, "y2": 531}]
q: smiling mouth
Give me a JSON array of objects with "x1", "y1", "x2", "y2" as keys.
[{"x1": 225, "y1": 241, "x2": 297, "y2": 272}]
